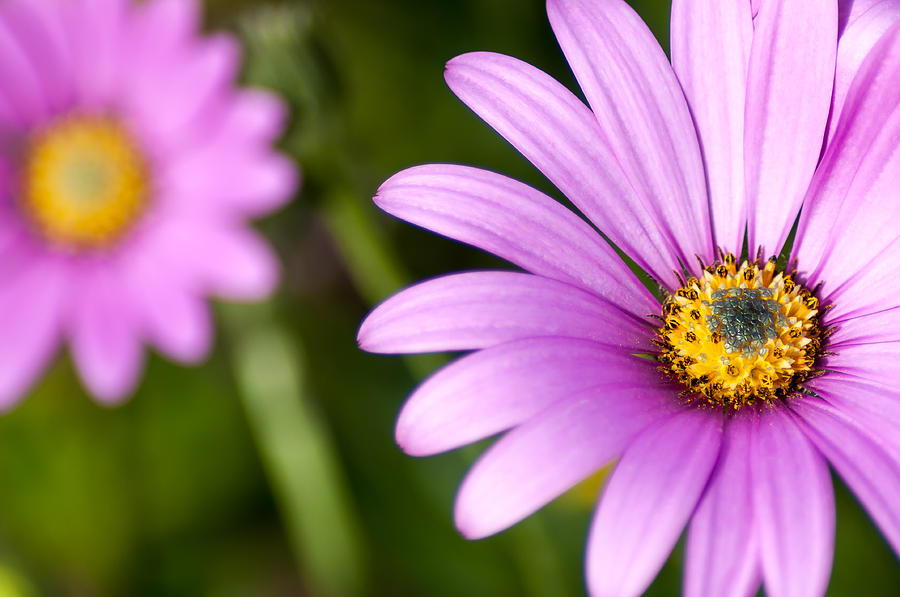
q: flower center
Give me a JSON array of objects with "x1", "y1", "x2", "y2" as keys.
[
  {"x1": 21, "y1": 115, "x2": 149, "y2": 249},
  {"x1": 657, "y1": 255, "x2": 823, "y2": 409}
]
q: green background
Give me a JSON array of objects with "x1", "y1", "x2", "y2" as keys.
[{"x1": 0, "y1": 0, "x2": 896, "y2": 595}]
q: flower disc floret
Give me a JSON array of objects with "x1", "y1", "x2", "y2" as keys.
[
  {"x1": 658, "y1": 255, "x2": 822, "y2": 408},
  {"x1": 22, "y1": 116, "x2": 148, "y2": 249},
  {"x1": 0, "y1": 0, "x2": 298, "y2": 405}
]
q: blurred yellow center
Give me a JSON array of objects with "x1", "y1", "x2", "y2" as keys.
[
  {"x1": 22, "y1": 116, "x2": 148, "y2": 249},
  {"x1": 657, "y1": 255, "x2": 823, "y2": 409}
]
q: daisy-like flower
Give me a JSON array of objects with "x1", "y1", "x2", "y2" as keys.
[
  {"x1": 359, "y1": 1, "x2": 900, "y2": 595},
  {"x1": 0, "y1": 0, "x2": 297, "y2": 404}
]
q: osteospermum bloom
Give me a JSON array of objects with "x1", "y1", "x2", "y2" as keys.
[
  {"x1": 359, "y1": 1, "x2": 900, "y2": 595},
  {"x1": 0, "y1": 0, "x2": 297, "y2": 404}
]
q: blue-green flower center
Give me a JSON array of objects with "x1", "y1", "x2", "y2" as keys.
[{"x1": 705, "y1": 288, "x2": 786, "y2": 358}]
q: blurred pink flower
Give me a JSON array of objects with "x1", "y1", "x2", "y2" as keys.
[
  {"x1": 0, "y1": 0, "x2": 298, "y2": 404},
  {"x1": 360, "y1": 1, "x2": 900, "y2": 596}
]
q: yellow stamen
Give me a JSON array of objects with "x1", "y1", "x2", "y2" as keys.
[
  {"x1": 657, "y1": 256, "x2": 823, "y2": 409},
  {"x1": 22, "y1": 115, "x2": 148, "y2": 249}
]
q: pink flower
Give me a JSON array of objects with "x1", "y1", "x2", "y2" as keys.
[
  {"x1": 0, "y1": 0, "x2": 297, "y2": 404},
  {"x1": 359, "y1": 1, "x2": 900, "y2": 596}
]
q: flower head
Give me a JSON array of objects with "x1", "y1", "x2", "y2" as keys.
[
  {"x1": 0, "y1": 0, "x2": 298, "y2": 404},
  {"x1": 359, "y1": 1, "x2": 900, "y2": 596}
]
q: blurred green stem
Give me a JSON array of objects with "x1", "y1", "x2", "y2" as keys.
[
  {"x1": 320, "y1": 188, "x2": 408, "y2": 303},
  {"x1": 322, "y1": 188, "x2": 445, "y2": 379},
  {"x1": 506, "y1": 518, "x2": 575, "y2": 597},
  {"x1": 224, "y1": 303, "x2": 367, "y2": 597},
  {"x1": 325, "y1": 188, "x2": 577, "y2": 597}
]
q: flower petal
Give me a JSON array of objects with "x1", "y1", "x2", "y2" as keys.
[
  {"x1": 821, "y1": 340, "x2": 900, "y2": 390},
  {"x1": 70, "y1": 266, "x2": 144, "y2": 404},
  {"x1": 444, "y1": 51, "x2": 682, "y2": 288},
  {"x1": 117, "y1": 0, "x2": 200, "y2": 133},
  {"x1": 132, "y1": 0, "x2": 199, "y2": 51},
  {"x1": 65, "y1": 0, "x2": 128, "y2": 110},
  {"x1": 815, "y1": 349, "x2": 900, "y2": 457},
  {"x1": 0, "y1": 0, "x2": 74, "y2": 114},
  {"x1": 744, "y1": 0, "x2": 837, "y2": 256},
  {"x1": 795, "y1": 23, "x2": 900, "y2": 291},
  {"x1": 671, "y1": 0, "x2": 753, "y2": 253},
  {"x1": 161, "y1": 149, "x2": 298, "y2": 217},
  {"x1": 547, "y1": 0, "x2": 713, "y2": 259},
  {"x1": 142, "y1": 286, "x2": 211, "y2": 363},
  {"x1": 791, "y1": 398, "x2": 900, "y2": 557},
  {"x1": 138, "y1": 221, "x2": 281, "y2": 301},
  {"x1": 124, "y1": 33, "x2": 241, "y2": 154},
  {"x1": 193, "y1": 226, "x2": 281, "y2": 300},
  {"x1": 806, "y1": 373, "x2": 900, "y2": 446},
  {"x1": 817, "y1": 236, "x2": 900, "y2": 321},
  {"x1": 358, "y1": 271, "x2": 653, "y2": 354},
  {"x1": 0, "y1": 3, "x2": 53, "y2": 125},
  {"x1": 587, "y1": 409, "x2": 723, "y2": 597},
  {"x1": 217, "y1": 88, "x2": 290, "y2": 145},
  {"x1": 454, "y1": 380, "x2": 675, "y2": 540},
  {"x1": 0, "y1": 255, "x2": 65, "y2": 408},
  {"x1": 375, "y1": 164, "x2": 655, "y2": 318},
  {"x1": 828, "y1": 305, "x2": 900, "y2": 347},
  {"x1": 684, "y1": 413, "x2": 760, "y2": 597},
  {"x1": 397, "y1": 338, "x2": 668, "y2": 456},
  {"x1": 123, "y1": 249, "x2": 212, "y2": 363},
  {"x1": 829, "y1": 0, "x2": 900, "y2": 141},
  {"x1": 751, "y1": 408, "x2": 834, "y2": 597}
]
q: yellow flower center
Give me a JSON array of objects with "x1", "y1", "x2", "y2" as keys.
[
  {"x1": 22, "y1": 115, "x2": 149, "y2": 249},
  {"x1": 657, "y1": 255, "x2": 823, "y2": 409}
]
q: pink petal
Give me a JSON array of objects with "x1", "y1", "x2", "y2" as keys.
[
  {"x1": 0, "y1": 255, "x2": 66, "y2": 408},
  {"x1": 587, "y1": 409, "x2": 723, "y2": 597},
  {"x1": 375, "y1": 164, "x2": 656, "y2": 318},
  {"x1": 123, "y1": 250, "x2": 212, "y2": 363},
  {"x1": 751, "y1": 408, "x2": 834, "y2": 597},
  {"x1": 0, "y1": 228, "x2": 39, "y2": 282},
  {"x1": 744, "y1": 0, "x2": 837, "y2": 257},
  {"x1": 217, "y1": 88, "x2": 290, "y2": 144},
  {"x1": 142, "y1": 287, "x2": 211, "y2": 363},
  {"x1": 454, "y1": 380, "x2": 675, "y2": 540},
  {"x1": 671, "y1": 0, "x2": 753, "y2": 253},
  {"x1": 358, "y1": 271, "x2": 654, "y2": 354},
  {"x1": 0, "y1": 221, "x2": 16, "y2": 258},
  {"x1": 0, "y1": 0, "x2": 74, "y2": 114},
  {"x1": 131, "y1": 0, "x2": 199, "y2": 51},
  {"x1": 65, "y1": 0, "x2": 127, "y2": 110},
  {"x1": 791, "y1": 398, "x2": 900, "y2": 557},
  {"x1": 69, "y1": 266, "x2": 145, "y2": 404},
  {"x1": 829, "y1": 0, "x2": 900, "y2": 141},
  {"x1": 547, "y1": 0, "x2": 713, "y2": 260},
  {"x1": 117, "y1": 0, "x2": 200, "y2": 129},
  {"x1": 196, "y1": 226, "x2": 280, "y2": 300},
  {"x1": 137, "y1": 221, "x2": 281, "y2": 301},
  {"x1": 123, "y1": 34, "x2": 241, "y2": 154},
  {"x1": 817, "y1": 236, "x2": 900, "y2": 322},
  {"x1": 806, "y1": 374, "x2": 900, "y2": 452},
  {"x1": 0, "y1": 4, "x2": 52, "y2": 125},
  {"x1": 0, "y1": 89, "x2": 17, "y2": 128},
  {"x1": 684, "y1": 413, "x2": 760, "y2": 597},
  {"x1": 444, "y1": 51, "x2": 682, "y2": 289},
  {"x1": 159, "y1": 150, "x2": 298, "y2": 217},
  {"x1": 795, "y1": 23, "x2": 900, "y2": 292},
  {"x1": 821, "y1": 340, "x2": 900, "y2": 388},
  {"x1": 156, "y1": 91, "x2": 296, "y2": 219},
  {"x1": 828, "y1": 306, "x2": 900, "y2": 347},
  {"x1": 397, "y1": 338, "x2": 669, "y2": 456}
]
